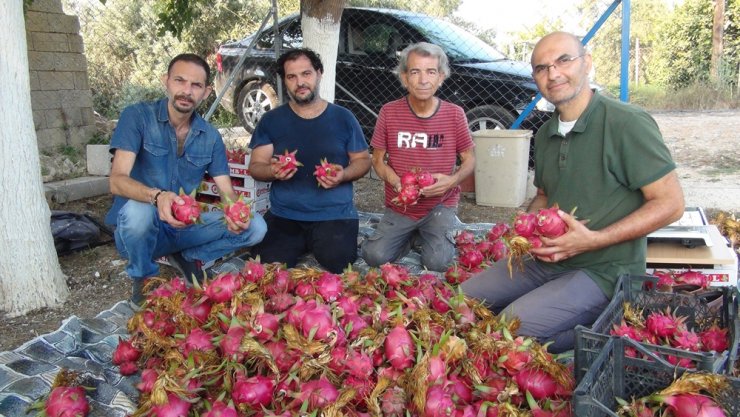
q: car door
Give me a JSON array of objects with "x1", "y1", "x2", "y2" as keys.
[{"x1": 335, "y1": 10, "x2": 418, "y2": 140}]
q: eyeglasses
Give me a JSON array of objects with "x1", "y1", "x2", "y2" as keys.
[{"x1": 532, "y1": 55, "x2": 585, "y2": 77}]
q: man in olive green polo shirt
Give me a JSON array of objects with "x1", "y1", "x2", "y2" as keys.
[{"x1": 461, "y1": 31, "x2": 685, "y2": 353}]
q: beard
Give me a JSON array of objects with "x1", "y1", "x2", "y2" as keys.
[
  {"x1": 172, "y1": 94, "x2": 197, "y2": 113},
  {"x1": 289, "y1": 84, "x2": 317, "y2": 105}
]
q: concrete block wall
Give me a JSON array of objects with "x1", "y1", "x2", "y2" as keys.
[{"x1": 26, "y1": 0, "x2": 96, "y2": 151}]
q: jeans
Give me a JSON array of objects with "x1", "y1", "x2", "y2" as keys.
[
  {"x1": 360, "y1": 206, "x2": 456, "y2": 272},
  {"x1": 460, "y1": 259, "x2": 610, "y2": 352},
  {"x1": 114, "y1": 200, "x2": 267, "y2": 280}
]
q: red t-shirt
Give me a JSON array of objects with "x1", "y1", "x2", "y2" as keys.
[{"x1": 371, "y1": 97, "x2": 474, "y2": 220}]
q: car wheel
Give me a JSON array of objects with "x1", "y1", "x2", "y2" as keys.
[
  {"x1": 236, "y1": 81, "x2": 278, "y2": 133},
  {"x1": 465, "y1": 105, "x2": 516, "y2": 132}
]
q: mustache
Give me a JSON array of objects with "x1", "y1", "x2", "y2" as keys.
[{"x1": 174, "y1": 94, "x2": 194, "y2": 103}]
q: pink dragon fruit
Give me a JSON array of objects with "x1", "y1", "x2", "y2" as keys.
[
  {"x1": 415, "y1": 170, "x2": 436, "y2": 187},
  {"x1": 313, "y1": 158, "x2": 340, "y2": 182},
  {"x1": 699, "y1": 324, "x2": 729, "y2": 352},
  {"x1": 205, "y1": 272, "x2": 242, "y2": 303},
  {"x1": 384, "y1": 325, "x2": 415, "y2": 370},
  {"x1": 150, "y1": 393, "x2": 191, "y2": 417},
  {"x1": 662, "y1": 393, "x2": 727, "y2": 417},
  {"x1": 380, "y1": 386, "x2": 407, "y2": 417},
  {"x1": 221, "y1": 195, "x2": 251, "y2": 224},
  {"x1": 45, "y1": 386, "x2": 91, "y2": 417},
  {"x1": 112, "y1": 337, "x2": 141, "y2": 365},
  {"x1": 181, "y1": 328, "x2": 215, "y2": 355},
  {"x1": 535, "y1": 206, "x2": 568, "y2": 238},
  {"x1": 487, "y1": 223, "x2": 510, "y2": 241},
  {"x1": 645, "y1": 308, "x2": 686, "y2": 338},
  {"x1": 458, "y1": 248, "x2": 485, "y2": 269},
  {"x1": 513, "y1": 212, "x2": 537, "y2": 238},
  {"x1": 674, "y1": 270, "x2": 709, "y2": 288},
  {"x1": 399, "y1": 171, "x2": 418, "y2": 187},
  {"x1": 424, "y1": 385, "x2": 455, "y2": 417},
  {"x1": 315, "y1": 272, "x2": 344, "y2": 302},
  {"x1": 277, "y1": 149, "x2": 303, "y2": 172},
  {"x1": 171, "y1": 190, "x2": 201, "y2": 225},
  {"x1": 232, "y1": 374, "x2": 275, "y2": 408},
  {"x1": 202, "y1": 401, "x2": 238, "y2": 417},
  {"x1": 392, "y1": 185, "x2": 421, "y2": 207}
]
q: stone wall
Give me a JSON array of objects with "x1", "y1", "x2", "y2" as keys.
[{"x1": 25, "y1": 0, "x2": 96, "y2": 151}]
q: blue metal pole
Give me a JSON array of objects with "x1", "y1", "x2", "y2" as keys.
[
  {"x1": 511, "y1": 0, "x2": 624, "y2": 128},
  {"x1": 621, "y1": 0, "x2": 631, "y2": 102}
]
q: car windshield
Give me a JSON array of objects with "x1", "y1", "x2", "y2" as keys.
[{"x1": 399, "y1": 15, "x2": 507, "y2": 63}]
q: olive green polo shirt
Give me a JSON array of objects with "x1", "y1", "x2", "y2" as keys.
[{"x1": 533, "y1": 92, "x2": 676, "y2": 297}]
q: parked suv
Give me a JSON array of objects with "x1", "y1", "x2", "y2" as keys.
[{"x1": 214, "y1": 7, "x2": 552, "y2": 139}]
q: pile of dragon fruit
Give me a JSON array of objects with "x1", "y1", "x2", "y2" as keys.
[
  {"x1": 446, "y1": 206, "x2": 568, "y2": 285},
  {"x1": 609, "y1": 302, "x2": 731, "y2": 369},
  {"x1": 110, "y1": 262, "x2": 575, "y2": 416}
]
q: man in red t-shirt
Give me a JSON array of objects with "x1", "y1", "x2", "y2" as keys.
[{"x1": 361, "y1": 42, "x2": 475, "y2": 272}]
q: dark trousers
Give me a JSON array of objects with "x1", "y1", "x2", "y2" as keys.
[
  {"x1": 460, "y1": 259, "x2": 610, "y2": 353},
  {"x1": 250, "y1": 211, "x2": 359, "y2": 273}
]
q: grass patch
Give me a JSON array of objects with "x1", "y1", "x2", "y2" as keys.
[{"x1": 606, "y1": 82, "x2": 739, "y2": 111}]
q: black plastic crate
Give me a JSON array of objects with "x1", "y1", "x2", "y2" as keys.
[
  {"x1": 574, "y1": 337, "x2": 740, "y2": 417},
  {"x1": 574, "y1": 275, "x2": 738, "y2": 383}
]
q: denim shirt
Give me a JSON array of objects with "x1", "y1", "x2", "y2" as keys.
[{"x1": 105, "y1": 98, "x2": 228, "y2": 225}]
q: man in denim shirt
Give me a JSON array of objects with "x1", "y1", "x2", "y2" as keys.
[{"x1": 105, "y1": 54, "x2": 267, "y2": 304}]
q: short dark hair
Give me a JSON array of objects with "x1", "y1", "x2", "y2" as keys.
[
  {"x1": 276, "y1": 48, "x2": 324, "y2": 78},
  {"x1": 168, "y1": 53, "x2": 211, "y2": 84}
]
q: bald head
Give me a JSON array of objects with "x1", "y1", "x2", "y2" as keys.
[
  {"x1": 529, "y1": 31, "x2": 592, "y2": 117},
  {"x1": 531, "y1": 32, "x2": 585, "y2": 67}
]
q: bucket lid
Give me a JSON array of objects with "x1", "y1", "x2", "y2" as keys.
[{"x1": 472, "y1": 129, "x2": 532, "y2": 138}]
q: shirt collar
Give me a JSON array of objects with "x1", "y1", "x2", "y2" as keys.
[
  {"x1": 547, "y1": 89, "x2": 602, "y2": 138},
  {"x1": 156, "y1": 97, "x2": 207, "y2": 133}
]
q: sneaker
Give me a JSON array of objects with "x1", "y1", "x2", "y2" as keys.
[
  {"x1": 130, "y1": 278, "x2": 148, "y2": 307},
  {"x1": 166, "y1": 252, "x2": 208, "y2": 285}
]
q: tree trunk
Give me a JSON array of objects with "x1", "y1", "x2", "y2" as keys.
[
  {"x1": 300, "y1": 0, "x2": 346, "y2": 102},
  {"x1": 710, "y1": 0, "x2": 725, "y2": 83},
  {"x1": 0, "y1": 1, "x2": 69, "y2": 317}
]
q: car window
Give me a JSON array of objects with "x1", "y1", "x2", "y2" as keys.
[
  {"x1": 255, "y1": 19, "x2": 303, "y2": 50},
  {"x1": 400, "y1": 15, "x2": 507, "y2": 63}
]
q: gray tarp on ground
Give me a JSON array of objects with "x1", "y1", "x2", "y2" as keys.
[{"x1": 0, "y1": 213, "x2": 492, "y2": 416}]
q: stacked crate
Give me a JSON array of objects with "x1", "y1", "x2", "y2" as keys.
[
  {"x1": 196, "y1": 151, "x2": 271, "y2": 216},
  {"x1": 573, "y1": 275, "x2": 740, "y2": 415}
]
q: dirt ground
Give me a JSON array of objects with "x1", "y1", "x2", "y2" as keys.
[{"x1": 1, "y1": 109, "x2": 738, "y2": 352}]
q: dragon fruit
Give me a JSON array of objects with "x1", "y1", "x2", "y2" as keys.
[
  {"x1": 313, "y1": 158, "x2": 340, "y2": 182},
  {"x1": 400, "y1": 171, "x2": 418, "y2": 187},
  {"x1": 458, "y1": 248, "x2": 485, "y2": 269},
  {"x1": 674, "y1": 270, "x2": 709, "y2": 288},
  {"x1": 150, "y1": 393, "x2": 191, "y2": 417},
  {"x1": 45, "y1": 386, "x2": 90, "y2": 417},
  {"x1": 221, "y1": 195, "x2": 251, "y2": 224},
  {"x1": 233, "y1": 374, "x2": 275, "y2": 408},
  {"x1": 415, "y1": 170, "x2": 436, "y2": 187},
  {"x1": 513, "y1": 212, "x2": 537, "y2": 238},
  {"x1": 171, "y1": 190, "x2": 201, "y2": 225},
  {"x1": 202, "y1": 401, "x2": 238, "y2": 417},
  {"x1": 645, "y1": 308, "x2": 686, "y2": 338},
  {"x1": 535, "y1": 206, "x2": 568, "y2": 238},
  {"x1": 205, "y1": 272, "x2": 242, "y2": 303},
  {"x1": 662, "y1": 393, "x2": 727, "y2": 417},
  {"x1": 487, "y1": 223, "x2": 510, "y2": 241},
  {"x1": 385, "y1": 325, "x2": 415, "y2": 370},
  {"x1": 392, "y1": 184, "x2": 421, "y2": 207},
  {"x1": 277, "y1": 149, "x2": 303, "y2": 172},
  {"x1": 699, "y1": 324, "x2": 729, "y2": 352},
  {"x1": 112, "y1": 337, "x2": 141, "y2": 365}
]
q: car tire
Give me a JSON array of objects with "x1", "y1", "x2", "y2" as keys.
[
  {"x1": 236, "y1": 80, "x2": 278, "y2": 133},
  {"x1": 465, "y1": 105, "x2": 516, "y2": 132}
]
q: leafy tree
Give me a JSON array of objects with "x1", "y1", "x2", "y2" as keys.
[
  {"x1": 576, "y1": 0, "x2": 670, "y2": 87},
  {"x1": 67, "y1": 0, "x2": 273, "y2": 118},
  {"x1": 651, "y1": 0, "x2": 738, "y2": 89}
]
